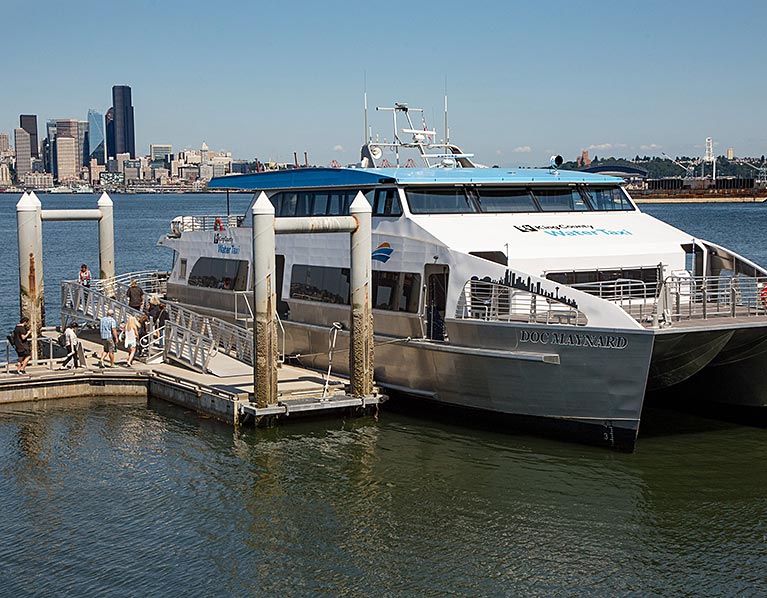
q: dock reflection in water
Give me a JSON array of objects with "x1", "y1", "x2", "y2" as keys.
[{"x1": 0, "y1": 398, "x2": 764, "y2": 597}]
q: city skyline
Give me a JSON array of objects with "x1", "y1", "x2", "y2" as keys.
[{"x1": 1, "y1": 0, "x2": 766, "y2": 167}]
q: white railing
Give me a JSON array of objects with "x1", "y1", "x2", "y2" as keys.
[
  {"x1": 169, "y1": 215, "x2": 243, "y2": 236},
  {"x1": 661, "y1": 274, "x2": 767, "y2": 321},
  {"x1": 163, "y1": 320, "x2": 219, "y2": 373},
  {"x1": 61, "y1": 280, "x2": 144, "y2": 328},
  {"x1": 91, "y1": 270, "x2": 169, "y2": 298},
  {"x1": 233, "y1": 290, "x2": 285, "y2": 363},
  {"x1": 572, "y1": 279, "x2": 657, "y2": 322},
  {"x1": 454, "y1": 280, "x2": 587, "y2": 326}
]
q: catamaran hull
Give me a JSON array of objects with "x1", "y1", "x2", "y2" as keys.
[{"x1": 284, "y1": 319, "x2": 655, "y2": 450}]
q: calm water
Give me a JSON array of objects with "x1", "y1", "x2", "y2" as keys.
[{"x1": 0, "y1": 194, "x2": 765, "y2": 597}]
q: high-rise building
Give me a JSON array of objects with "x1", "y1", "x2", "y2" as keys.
[
  {"x1": 727, "y1": 147, "x2": 734, "y2": 161},
  {"x1": 19, "y1": 115, "x2": 39, "y2": 158},
  {"x1": 14, "y1": 128, "x2": 32, "y2": 179},
  {"x1": 55, "y1": 137, "x2": 77, "y2": 182},
  {"x1": 88, "y1": 109, "x2": 105, "y2": 165},
  {"x1": 44, "y1": 120, "x2": 57, "y2": 174},
  {"x1": 0, "y1": 133, "x2": 9, "y2": 152},
  {"x1": 77, "y1": 120, "x2": 89, "y2": 170},
  {"x1": 150, "y1": 144, "x2": 172, "y2": 162},
  {"x1": 111, "y1": 85, "x2": 135, "y2": 158},
  {"x1": 105, "y1": 107, "x2": 115, "y2": 159}
]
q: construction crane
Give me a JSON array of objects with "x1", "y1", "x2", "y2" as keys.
[
  {"x1": 661, "y1": 152, "x2": 699, "y2": 178},
  {"x1": 737, "y1": 160, "x2": 767, "y2": 185}
]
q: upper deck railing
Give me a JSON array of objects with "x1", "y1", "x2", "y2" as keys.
[
  {"x1": 453, "y1": 274, "x2": 767, "y2": 328},
  {"x1": 454, "y1": 279, "x2": 588, "y2": 326},
  {"x1": 169, "y1": 215, "x2": 244, "y2": 236}
]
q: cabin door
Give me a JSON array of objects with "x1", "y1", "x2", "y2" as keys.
[{"x1": 424, "y1": 265, "x2": 449, "y2": 341}]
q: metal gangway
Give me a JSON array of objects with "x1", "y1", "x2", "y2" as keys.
[{"x1": 61, "y1": 275, "x2": 259, "y2": 376}]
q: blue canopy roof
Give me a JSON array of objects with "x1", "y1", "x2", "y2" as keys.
[{"x1": 208, "y1": 167, "x2": 621, "y2": 190}]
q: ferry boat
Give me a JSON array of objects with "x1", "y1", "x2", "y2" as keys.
[{"x1": 159, "y1": 103, "x2": 767, "y2": 449}]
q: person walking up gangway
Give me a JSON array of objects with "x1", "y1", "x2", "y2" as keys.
[
  {"x1": 124, "y1": 316, "x2": 139, "y2": 367},
  {"x1": 126, "y1": 280, "x2": 145, "y2": 312}
]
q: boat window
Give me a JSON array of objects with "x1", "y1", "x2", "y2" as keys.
[
  {"x1": 270, "y1": 189, "x2": 374, "y2": 217},
  {"x1": 532, "y1": 188, "x2": 590, "y2": 212},
  {"x1": 290, "y1": 264, "x2": 420, "y2": 312},
  {"x1": 372, "y1": 271, "x2": 420, "y2": 312},
  {"x1": 291, "y1": 265, "x2": 350, "y2": 305},
  {"x1": 546, "y1": 267, "x2": 659, "y2": 298},
  {"x1": 188, "y1": 257, "x2": 249, "y2": 291},
  {"x1": 581, "y1": 186, "x2": 635, "y2": 211},
  {"x1": 179, "y1": 258, "x2": 187, "y2": 280},
  {"x1": 475, "y1": 188, "x2": 537, "y2": 212},
  {"x1": 373, "y1": 188, "x2": 402, "y2": 217},
  {"x1": 406, "y1": 187, "x2": 477, "y2": 214}
]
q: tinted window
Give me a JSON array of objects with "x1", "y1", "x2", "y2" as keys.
[
  {"x1": 533, "y1": 188, "x2": 589, "y2": 212},
  {"x1": 407, "y1": 187, "x2": 477, "y2": 214},
  {"x1": 189, "y1": 258, "x2": 248, "y2": 290},
  {"x1": 476, "y1": 188, "x2": 537, "y2": 212},
  {"x1": 372, "y1": 271, "x2": 420, "y2": 312},
  {"x1": 373, "y1": 188, "x2": 402, "y2": 217},
  {"x1": 582, "y1": 186, "x2": 634, "y2": 211}
]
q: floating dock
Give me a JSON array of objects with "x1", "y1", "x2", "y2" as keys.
[{"x1": 0, "y1": 330, "x2": 383, "y2": 425}]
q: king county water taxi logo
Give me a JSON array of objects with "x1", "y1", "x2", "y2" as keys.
[{"x1": 372, "y1": 242, "x2": 394, "y2": 263}]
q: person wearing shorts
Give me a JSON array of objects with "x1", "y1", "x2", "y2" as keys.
[{"x1": 99, "y1": 309, "x2": 118, "y2": 367}]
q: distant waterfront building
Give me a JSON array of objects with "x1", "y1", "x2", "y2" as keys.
[
  {"x1": 87, "y1": 110, "x2": 105, "y2": 165},
  {"x1": 23, "y1": 172, "x2": 54, "y2": 189},
  {"x1": 150, "y1": 144, "x2": 172, "y2": 162},
  {"x1": 89, "y1": 159, "x2": 105, "y2": 184},
  {"x1": 19, "y1": 115, "x2": 39, "y2": 158},
  {"x1": 14, "y1": 128, "x2": 32, "y2": 179},
  {"x1": 0, "y1": 133, "x2": 9, "y2": 153},
  {"x1": 116, "y1": 152, "x2": 130, "y2": 174},
  {"x1": 55, "y1": 136, "x2": 77, "y2": 182},
  {"x1": 0, "y1": 164, "x2": 11, "y2": 187},
  {"x1": 727, "y1": 147, "x2": 734, "y2": 160},
  {"x1": 111, "y1": 85, "x2": 135, "y2": 158},
  {"x1": 199, "y1": 163, "x2": 214, "y2": 181},
  {"x1": 212, "y1": 163, "x2": 226, "y2": 178},
  {"x1": 123, "y1": 159, "x2": 141, "y2": 181},
  {"x1": 179, "y1": 164, "x2": 199, "y2": 181},
  {"x1": 99, "y1": 171, "x2": 124, "y2": 189},
  {"x1": 77, "y1": 120, "x2": 89, "y2": 170},
  {"x1": 200, "y1": 142, "x2": 209, "y2": 165},
  {"x1": 231, "y1": 160, "x2": 248, "y2": 174}
]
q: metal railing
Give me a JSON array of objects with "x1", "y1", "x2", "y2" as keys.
[
  {"x1": 233, "y1": 290, "x2": 285, "y2": 363},
  {"x1": 89, "y1": 270, "x2": 169, "y2": 299},
  {"x1": 0, "y1": 337, "x2": 64, "y2": 373},
  {"x1": 163, "y1": 320, "x2": 219, "y2": 373},
  {"x1": 169, "y1": 215, "x2": 244, "y2": 236},
  {"x1": 572, "y1": 279, "x2": 656, "y2": 322},
  {"x1": 61, "y1": 280, "x2": 144, "y2": 329},
  {"x1": 660, "y1": 274, "x2": 767, "y2": 322},
  {"x1": 454, "y1": 280, "x2": 587, "y2": 326}
]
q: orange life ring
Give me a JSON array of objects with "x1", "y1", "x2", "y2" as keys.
[
  {"x1": 215, "y1": 217, "x2": 224, "y2": 232},
  {"x1": 761, "y1": 284, "x2": 767, "y2": 306}
]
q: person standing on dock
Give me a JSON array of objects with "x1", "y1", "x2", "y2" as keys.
[
  {"x1": 78, "y1": 264, "x2": 92, "y2": 287},
  {"x1": 60, "y1": 322, "x2": 80, "y2": 369},
  {"x1": 12, "y1": 316, "x2": 32, "y2": 374},
  {"x1": 126, "y1": 280, "x2": 144, "y2": 312},
  {"x1": 99, "y1": 309, "x2": 118, "y2": 368}
]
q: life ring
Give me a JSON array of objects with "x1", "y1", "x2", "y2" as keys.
[
  {"x1": 761, "y1": 283, "x2": 767, "y2": 307},
  {"x1": 215, "y1": 217, "x2": 224, "y2": 232}
]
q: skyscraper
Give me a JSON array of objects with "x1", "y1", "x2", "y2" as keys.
[
  {"x1": 77, "y1": 120, "x2": 89, "y2": 170},
  {"x1": 88, "y1": 109, "x2": 105, "y2": 165},
  {"x1": 19, "y1": 115, "x2": 39, "y2": 158},
  {"x1": 111, "y1": 85, "x2": 135, "y2": 158},
  {"x1": 105, "y1": 107, "x2": 115, "y2": 159},
  {"x1": 14, "y1": 128, "x2": 32, "y2": 179},
  {"x1": 55, "y1": 137, "x2": 77, "y2": 182},
  {"x1": 0, "y1": 133, "x2": 9, "y2": 153},
  {"x1": 44, "y1": 120, "x2": 57, "y2": 175}
]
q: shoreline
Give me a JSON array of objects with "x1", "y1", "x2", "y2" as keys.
[{"x1": 633, "y1": 196, "x2": 766, "y2": 204}]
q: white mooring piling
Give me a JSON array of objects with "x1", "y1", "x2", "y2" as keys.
[
  {"x1": 16, "y1": 192, "x2": 44, "y2": 359},
  {"x1": 16, "y1": 191, "x2": 117, "y2": 340},
  {"x1": 250, "y1": 190, "x2": 375, "y2": 406}
]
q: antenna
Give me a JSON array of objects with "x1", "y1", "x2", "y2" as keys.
[
  {"x1": 363, "y1": 75, "x2": 368, "y2": 144},
  {"x1": 444, "y1": 77, "x2": 449, "y2": 144}
]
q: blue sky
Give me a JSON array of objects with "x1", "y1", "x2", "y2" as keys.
[{"x1": 2, "y1": 0, "x2": 765, "y2": 167}]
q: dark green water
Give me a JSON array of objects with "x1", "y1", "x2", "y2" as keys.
[
  {"x1": 0, "y1": 398, "x2": 764, "y2": 597},
  {"x1": 0, "y1": 195, "x2": 765, "y2": 596}
]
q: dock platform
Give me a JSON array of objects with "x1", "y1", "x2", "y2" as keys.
[{"x1": 0, "y1": 332, "x2": 384, "y2": 426}]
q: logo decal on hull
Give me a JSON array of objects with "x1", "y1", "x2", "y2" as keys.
[{"x1": 372, "y1": 242, "x2": 394, "y2": 263}]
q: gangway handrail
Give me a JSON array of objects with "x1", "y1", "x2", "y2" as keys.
[{"x1": 233, "y1": 290, "x2": 285, "y2": 363}]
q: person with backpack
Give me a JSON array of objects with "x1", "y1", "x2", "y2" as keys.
[
  {"x1": 60, "y1": 322, "x2": 80, "y2": 369},
  {"x1": 12, "y1": 316, "x2": 32, "y2": 374}
]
